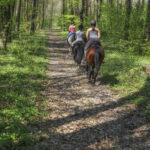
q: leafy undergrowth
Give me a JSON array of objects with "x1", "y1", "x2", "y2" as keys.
[
  {"x1": 59, "y1": 30, "x2": 69, "y2": 38},
  {"x1": 0, "y1": 31, "x2": 48, "y2": 150},
  {"x1": 100, "y1": 41, "x2": 150, "y2": 116}
]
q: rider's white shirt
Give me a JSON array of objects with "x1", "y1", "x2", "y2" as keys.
[{"x1": 76, "y1": 31, "x2": 84, "y2": 41}]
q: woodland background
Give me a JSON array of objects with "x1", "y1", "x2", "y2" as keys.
[{"x1": 0, "y1": 0, "x2": 150, "y2": 149}]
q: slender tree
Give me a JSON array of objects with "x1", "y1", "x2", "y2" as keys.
[
  {"x1": 62, "y1": 0, "x2": 65, "y2": 30},
  {"x1": 50, "y1": 0, "x2": 54, "y2": 29},
  {"x1": 25, "y1": 0, "x2": 29, "y2": 21},
  {"x1": 146, "y1": 0, "x2": 150, "y2": 40},
  {"x1": 124, "y1": 0, "x2": 132, "y2": 40},
  {"x1": 16, "y1": 0, "x2": 22, "y2": 31},
  {"x1": 96, "y1": 0, "x2": 99, "y2": 23},
  {"x1": 80, "y1": 0, "x2": 85, "y2": 25},
  {"x1": 3, "y1": 4, "x2": 13, "y2": 49},
  {"x1": 85, "y1": 0, "x2": 89, "y2": 16},
  {"x1": 41, "y1": 0, "x2": 45, "y2": 29},
  {"x1": 31, "y1": 0, "x2": 37, "y2": 33}
]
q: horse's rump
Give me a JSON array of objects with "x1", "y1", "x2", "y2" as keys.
[
  {"x1": 86, "y1": 46, "x2": 104, "y2": 66},
  {"x1": 67, "y1": 34, "x2": 75, "y2": 46},
  {"x1": 86, "y1": 46, "x2": 104, "y2": 83},
  {"x1": 73, "y1": 41, "x2": 84, "y2": 64},
  {"x1": 75, "y1": 41, "x2": 84, "y2": 46},
  {"x1": 86, "y1": 47, "x2": 95, "y2": 66},
  {"x1": 73, "y1": 41, "x2": 84, "y2": 53}
]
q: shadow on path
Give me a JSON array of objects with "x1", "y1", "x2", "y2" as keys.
[{"x1": 34, "y1": 31, "x2": 150, "y2": 150}]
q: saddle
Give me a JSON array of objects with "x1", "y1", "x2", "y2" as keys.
[
  {"x1": 86, "y1": 41, "x2": 102, "y2": 57},
  {"x1": 90, "y1": 41, "x2": 101, "y2": 48},
  {"x1": 75, "y1": 41, "x2": 84, "y2": 46}
]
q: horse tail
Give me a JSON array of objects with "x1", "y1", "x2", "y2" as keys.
[
  {"x1": 94, "y1": 47, "x2": 101, "y2": 73},
  {"x1": 76, "y1": 44, "x2": 84, "y2": 65}
]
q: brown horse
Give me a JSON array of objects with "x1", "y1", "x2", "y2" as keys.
[{"x1": 86, "y1": 46, "x2": 104, "y2": 83}]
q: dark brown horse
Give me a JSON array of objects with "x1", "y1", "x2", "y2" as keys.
[
  {"x1": 72, "y1": 41, "x2": 84, "y2": 65},
  {"x1": 86, "y1": 46, "x2": 104, "y2": 83}
]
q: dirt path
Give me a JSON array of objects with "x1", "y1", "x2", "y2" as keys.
[{"x1": 35, "y1": 31, "x2": 150, "y2": 150}]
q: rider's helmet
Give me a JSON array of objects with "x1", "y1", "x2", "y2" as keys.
[
  {"x1": 79, "y1": 25, "x2": 83, "y2": 30},
  {"x1": 91, "y1": 20, "x2": 96, "y2": 27}
]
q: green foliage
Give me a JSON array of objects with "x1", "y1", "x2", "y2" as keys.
[
  {"x1": 0, "y1": 0, "x2": 16, "y2": 6},
  {"x1": 58, "y1": 15, "x2": 80, "y2": 31},
  {"x1": 0, "y1": 31, "x2": 48, "y2": 150},
  {"x1": 100, "y1": 40, "x2": 150, "y2": 114},
  {"x1": 57, "y1": 1, "x2": 150, "y2": 55},
  {"x1": 99, "y1": 2, "x2": 150, "y2": 55}
]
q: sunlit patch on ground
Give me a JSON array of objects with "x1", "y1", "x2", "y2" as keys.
[{"x1": 34, "y1": 31, "x2": 150, "y2": 150}]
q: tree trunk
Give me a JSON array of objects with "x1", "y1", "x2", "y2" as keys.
[
  {"x1": 124, "y1": 0, "x2": 132, "y2": 40},
  {"x1": 3, "y1": 5, "x2": 11, "y2": 49},
  {"x1": 85, "y1": 0, "x2": 89, "y2": 16},
  {"x1": 62, "y1": 0, "x2": 65, "y2": 30},
  {"x1": 70, "y1": 0, "x2": 74, "y2": 15},
  {"x1": 146, "y1": 0, "x2": 150, "y2": 40},
  {"x1": 96, "y1": 0, "x2": 99, "y2": 24},
  {"x1": 80, "y1": 0, "x2": 85, "y2": 25},
  {"x1": 31, "y1": 0, "x2": 37, "y2": 33},
  {"x1": 99, "y1": 0, "x2": 103, "y2": 27},
  {"x1": 41, "y1": 0, "x2": 45, "y2": 29},
  {"x1": 50, "y1": 0, "x2": 54, "y2": 29},
  {"x1": 25, "y1": 0, "x2": 29, "y2": 21},
  {"x1": 16, "y1": 0, "x2": 22, "y2": 31}
]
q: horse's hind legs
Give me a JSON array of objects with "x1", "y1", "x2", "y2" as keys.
[
  {"x1": 94, "y1": 67, "x2": 100, "y2": 84},
  {"x1": 86, "y1": 65, "x2": 88, "y2": 73},
  {"x1": 92, "y1": 65, "x2": 95, "y2": 79},
  {"x1": 88, "y1": 65, "x2": 93, "y2": 82},
  {"x1": 89, "y1": 72, "x2": 92, "y2": 82},
  {"x1": 94, "y1": 74, "x2": 97, "y2": 84}
]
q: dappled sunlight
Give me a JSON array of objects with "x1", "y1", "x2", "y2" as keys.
[
  {"x1": 0, "y1": 31, "x2": 48, "y2": 149},
  {"x1": 33, "y1": 31, "x2": 150, "y2": 150},
  {"x1": 1, "y1": 0, "x2": 150, "y2": 148},
  {"x1": 120, "y1": 76, "x2": 150, "y2": 114}
]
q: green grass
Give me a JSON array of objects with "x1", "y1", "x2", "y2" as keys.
[
  {"x1": 59, "y1": 31, "x2": 150, "y2": 115},
  {"x1": 0, "y1": 31, "x2": 49, "y2": 150},
  {"x1": 100, "y1": 40, "x2": 150, "y2": 116}
]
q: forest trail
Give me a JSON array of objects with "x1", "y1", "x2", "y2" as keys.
[{"x1": 35, "y1": 31, "x2": 150, "y2": 150}]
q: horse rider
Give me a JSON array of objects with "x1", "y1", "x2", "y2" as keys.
[
  {"x1": 68, "y1": 21, "x2": 76, "y2": 39},
  {"x1": 84, "y1": 20, "x2": 101, "y2": 57},
  {"x1": 71, "y1": 24, "x2": 85, "y2": 48}
]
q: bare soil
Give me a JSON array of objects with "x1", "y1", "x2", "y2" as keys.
[{"x1": 34, "y1": 31, "x2": 150, "y2": 150}]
